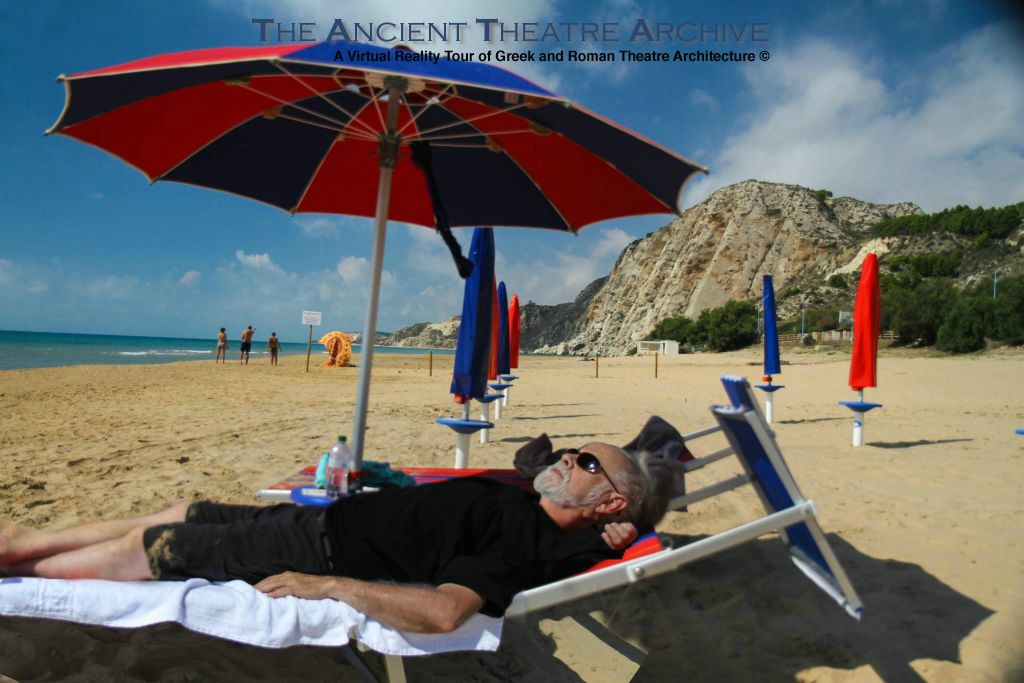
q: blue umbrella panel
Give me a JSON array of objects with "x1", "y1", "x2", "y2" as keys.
[{"x1": 451, "y1": 228, "x2": 495, "y2": 402}]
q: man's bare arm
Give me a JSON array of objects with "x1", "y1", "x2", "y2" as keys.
[{"x1": 255, "y1": 572, "x2": 485, "y2": 633}]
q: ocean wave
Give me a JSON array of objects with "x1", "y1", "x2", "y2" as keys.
[{"x1": 117, "y1": 350, "x2": 212, "y2": 356}]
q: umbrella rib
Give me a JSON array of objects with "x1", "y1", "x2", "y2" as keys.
[
  {"x1": 395, "y1": 84, "x2": 455, "y2": 137},
  {"x1": 411, "y1": 129, "x2": 536, "y2": 144},
  {"x1": 233, "y1": 81, "x2": 355, "y2": 133},
  {"x1": 364, "y1": 83, "x2": 389, "y2": 133},
  {"x1": 408, "y1": 101, "x2": 531, "y2": 140},
  {"x1": 271, "y1": 62, "x2": 380, "y2": 139},
  {"x1": 275, "y1": 112, "x2": 378, "y2": 141}
]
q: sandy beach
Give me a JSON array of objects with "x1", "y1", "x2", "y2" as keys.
[{"x1": 1, "y1": 347, "x2": 1022, "y2": 681}]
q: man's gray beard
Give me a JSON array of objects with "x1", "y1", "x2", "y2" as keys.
[{"x1": 533, "y1": 462, "x2": 607, "y2": 508}]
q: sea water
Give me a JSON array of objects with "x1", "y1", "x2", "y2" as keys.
[{"x1": 0, "y1": 330, "x2": 453, "y2": 371}]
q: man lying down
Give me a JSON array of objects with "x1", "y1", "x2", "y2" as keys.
[{"x1": 0, "y1": 442, "x2": 670, "y2": 634}]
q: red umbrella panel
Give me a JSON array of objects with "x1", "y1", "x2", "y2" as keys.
[{"x1": 849, "y1": 253, "x2": 881, "y2": 391}]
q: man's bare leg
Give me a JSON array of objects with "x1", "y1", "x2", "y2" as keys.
[
  {"x1": 9, "y1": 526, "x2": 152, "y2": 580},
  {"x1": 0, "y1": 501, "x2": 190, "y2": 566}
]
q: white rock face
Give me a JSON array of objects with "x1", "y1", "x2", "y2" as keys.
[
  {"x1": 386, "y1": 316, "x2": 462, "y2": 348},
  {"x1": 557, "y1": 180, "x2": 922, "y2": 356}
]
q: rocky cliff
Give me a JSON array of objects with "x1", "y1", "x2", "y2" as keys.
[
  {"x1": 544, "y1": 180, "x2": 922, "y2": 356},
  {"x1": 385, "y1": 316, "x2": 461, "y2": 348},
  {"x1": 379, "y1": 180, "x2": 1021, "y2": 357}
]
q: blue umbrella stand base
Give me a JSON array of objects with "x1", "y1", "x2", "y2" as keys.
[
  {"x1": 838, "y1": 401, "x2": 883, "y2": 413},
  {"x1": 1016, "y1": 428, "x2": 1024, "y2": 436},
  {"x1": 436, "y1": 418, "x2": 495, "y2": 468},
  {"x1": 436, "y1": 417, "x2": 494, "y2": 434},
  {"x1": 478, "y1": 394, "x2": 504, "y2": 404},
  {"x1": 838, "y1": 401, "x2": 883, "y2": 448},
  {"x1": 755, "y1": 384, "x2": 785, "y2": 393},
  {"x1": 488, "y1": 383, "x2": 513, "y2": 391},
  {"x1": 500, "y1": 375, "x2": 519, "y2": 382}
]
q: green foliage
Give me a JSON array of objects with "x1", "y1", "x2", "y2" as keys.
[
  {"x1": 805, "y1": 308, "x2": 842, "y2": 333},
  {"x1": 936, "y1": 297, "x2": 993, "y2": 353},
  {"x1": 887, "y1": 250, "x2": 962, "y2": 278},
  {"x1": 872, "y1": 202, "x2": 1024, "y2": 240},
  {"x1": 993, "y1": 275, "x2": 1024, "y2": 345},
  {"x1": 882, "y1": 278, "x2": 956, "y2": 346},
  {"x1": 701, "y1": 300, "x2": 758, "y2": 352},
  {"x1": 780, "y1": 286, "x2": 801, "y2": 299},
  {"x1": 802, "y1": 333, "x2": 815, "y2": 347},
  {"x1": 827, "y1": 273, "x2": 848, "y2": 288},
  {"x1": 646, "y1": 316, "x2": 694, "y2": 344},
  {"x1": 814, "y1": 189, "x2": 833, "y2": 200},
  {"x1": 646, "y1": 301, "x2": 756, "y2": 353},
  {"x1": 625, "y1": 346, "x2": 637, "y2": 356}
]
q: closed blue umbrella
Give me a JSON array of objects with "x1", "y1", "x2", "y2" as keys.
[
  {"x1": 497, "y1": 281, "x2": 511, "y2": 376},
  {"x1": 763, "y1": 275, "x2": 781, "y2": 376},
  {"x1": 756, "y1": 274, "x2": 784, "y2": 423},
  {"x1": 450, "y1": 228, "x2": 495, "y2": 402}
]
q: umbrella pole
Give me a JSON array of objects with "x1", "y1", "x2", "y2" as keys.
[{"x1": 351, "y1": 78, "x2": 407, "y2": 477}]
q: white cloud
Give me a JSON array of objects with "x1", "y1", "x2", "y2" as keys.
[
  {"x1": 336, "y1": 255, "x2": 369, "y2": 285},
  {"x1": 496, "y1": 227, "x2": 632, "y2": 305},
  {"x1": 0, "y1": 258, "x2": 49, "y2": 294},
  {"x1": 684, "y1": 23, "x2": 1024, "y2": 212},
  {"x1": 690, "y1": 88, "x2": 719, "y2": 112},
  {"x1": 336, "y1": 254, "x2": 397, "y2": 289},
  {"x1": 235, "y1": 250, "x2": 285, "y2": 274},
  {"x1": 295, "y1": 217, "x2": 340, "y2": 238},
  {"x1": 179, "y1": 270, "x2": 201, "y2": 286},
  {"x1": 80, "y1": 274, "x2": 139, "y2": 300},
  {"x1": 592, "y1": 227, "x2": 632, "y2": 258}
]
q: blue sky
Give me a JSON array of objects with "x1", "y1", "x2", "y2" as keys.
[{"x1": 1, "y1": 0, "x2": 1021, "y2": 342}]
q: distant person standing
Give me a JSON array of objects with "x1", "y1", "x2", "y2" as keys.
[
  {"x1": 240, "y1": 326, "x2": 255, "y2": 364},
  {"x1": 267, "y1": 332, "x2": 281, "y2": 366},
  {"x1": 216, "y1": 328, "x2": 228, "y2": 364}
]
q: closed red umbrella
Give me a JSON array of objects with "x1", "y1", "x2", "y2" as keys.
[
  {"x1": 849, "y1": 253, "x2": 880, "y2": 390},
  {"x1": 509, "y1": 294, "x2": 521, "y2": 369},
  {"x1": 840, "y1": 253, "x2": 883, "y2": 446}
]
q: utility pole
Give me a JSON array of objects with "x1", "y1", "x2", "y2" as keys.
[
  {"x1": 994, "y1": 269, "x2": 999, "y2": 299},
  {"x1": 801, "y1": 296, "x2": 806, "y2": 336}
]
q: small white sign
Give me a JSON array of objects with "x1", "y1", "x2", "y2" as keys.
[{"x1": 302, "y1": 310, "x2": 322, "y2": 326}]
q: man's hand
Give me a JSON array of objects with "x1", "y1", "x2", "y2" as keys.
[
  {"x1": 255, "y1": 571, "x2": 337, "y2": 600},
  {"x1": 601, "y1": 522, "x2": 638, "y2": 550}
]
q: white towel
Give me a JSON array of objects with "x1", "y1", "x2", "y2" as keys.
[{"x1": 0, "y1": 576, "x2": 502, "y2": 656}]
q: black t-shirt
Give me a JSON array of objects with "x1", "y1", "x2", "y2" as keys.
[{"x1": 324, "y1": 477, "x2": 620, "y2": 617}]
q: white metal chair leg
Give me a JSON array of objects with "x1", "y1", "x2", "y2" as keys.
[{"x1": 383, "y1": 654, "x2": 407, "y2": 683}]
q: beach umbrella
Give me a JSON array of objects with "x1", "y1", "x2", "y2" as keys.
[
  {"x1": 509, "y1": 294, "x2": 521, "y2": 369},
  {"x1": 488, "y1": 282, "x2": 500, "y2": 382},
  {"x1": 48, "y1": 40, "x2": 706, "y2": 474},
  {"x1": 497, "y1": 282, "x2": 511, "y2": 376},
  {"x1": 839, "y1": 253, "x2": 883, "y2": 446},
  {"x1": 449, "y1": 229, "x2": 494, "y2": 403},
  {"x1": 755, "y1": 275, "x2": 784, "y2": 423},
  {"x1": 438, "y1": 227, "x2": 498, "y2": 467}
]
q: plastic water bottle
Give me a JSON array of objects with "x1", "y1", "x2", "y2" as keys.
[{"x1": 326, "y1": 435, "x2": 352, "y2": 498}]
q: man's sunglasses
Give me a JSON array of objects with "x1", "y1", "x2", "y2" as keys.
[{"x1": 565, "y1": 448, "x2": 621, "y2": 494}]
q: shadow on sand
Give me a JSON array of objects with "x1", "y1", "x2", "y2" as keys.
[
  {"x1": 408, "y1": 534, "x2": 996, "y2": 682},
  {"x1": 868, "y1": 438, "x2": 973, "y2": 449}
]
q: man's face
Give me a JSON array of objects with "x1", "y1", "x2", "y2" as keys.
[{"x1": 533, "y1": 442, "x2": 626, "y2": 509}]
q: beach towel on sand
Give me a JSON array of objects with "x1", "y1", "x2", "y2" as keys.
[{"x1": 0, "y1": 576, "x2": 501, "y2": 656}]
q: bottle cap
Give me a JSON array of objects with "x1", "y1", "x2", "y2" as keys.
[{"x1": 338, "y1": 435, "x2": 347, "y2": 442}]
